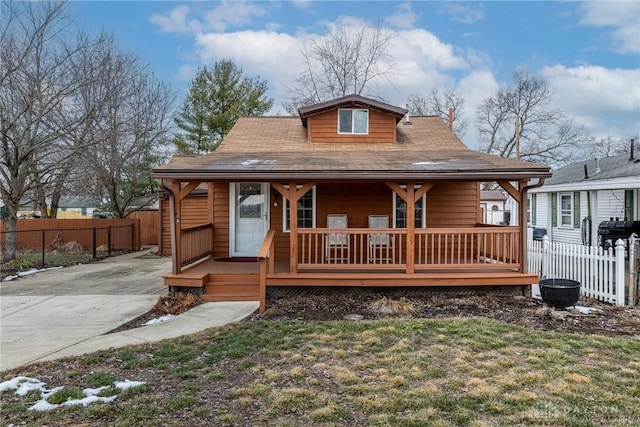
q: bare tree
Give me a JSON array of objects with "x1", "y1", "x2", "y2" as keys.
[
  {"x1": 407, "y1": 89, "x2": 467, "y2": 137},
  {"x1": 284, "y1": 20, "x2": 396, "y2": 113},
  {"x1": 582, "y1": 136, "x2": 638, "y2": 159},
  {"x1": 76, "y1": 47, "x2": 174, "y2": 218},
  {"x1": 0, "y1": 1, "x2": 106, "y2": 260},
  {"x1": 476, "y1": 69, "x2": 591, "y2": 166}
]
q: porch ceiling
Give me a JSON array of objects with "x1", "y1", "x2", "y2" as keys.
[{"x1": 152, "y1": 150, "x2": 551, "y2": 181}]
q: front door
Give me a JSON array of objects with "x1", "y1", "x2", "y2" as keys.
[{"x1": 230, "y1": 182, "x2": 268, "y2": 256}]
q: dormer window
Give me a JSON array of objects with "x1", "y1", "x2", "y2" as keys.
[{"x1": 338, "y1": 109, "x2": 368, "y2": 134}]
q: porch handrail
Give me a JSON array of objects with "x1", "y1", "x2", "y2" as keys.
[
  {"x1": 297, "y1": 226, "x2": 520, "y2": 271},
  {"x1": 180, "y1": 222, "x2": 213, "y2": 267},
  {"x1": 258, "y1": 229, "x2": 276, "y2": 313},
  {"x1": 415, "y1": 227, "x2": 520, "y2": 269}
]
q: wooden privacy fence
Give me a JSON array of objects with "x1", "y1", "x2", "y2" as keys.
[
  {"x1": 528, "y1": 235, "x2": 637, "y2": 306},
  {"x1": 127, "y1": 210, "x2": 159, "y2": 246},
  {"x1": 0, "y1": 219, "x2": 141, "y2": 255}
]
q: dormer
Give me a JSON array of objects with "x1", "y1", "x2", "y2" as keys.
[{"x1": 298, "y1": 94, "x2": 408, "y2": 143}]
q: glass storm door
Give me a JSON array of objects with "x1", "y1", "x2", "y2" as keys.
[{"x1": 231, "y1": 183, "x2": 268, "y2": 256}]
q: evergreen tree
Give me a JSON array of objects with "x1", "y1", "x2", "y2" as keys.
[{"x1": 173, "y1": 60, "x2": 273, "y2": 154}]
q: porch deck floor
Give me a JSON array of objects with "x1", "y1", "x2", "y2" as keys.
[{"x1": 163, "y1": 257, "x2": 538, "y2": 288}]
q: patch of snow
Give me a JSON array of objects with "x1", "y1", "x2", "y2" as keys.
[
  {"x1": 569, "y1": 305, "x2": 602, "y2": 315},
  {"x1": 241, "y1": 159, "x2": 275, "y2": 166},
  {"x1": 1, "y1": 376, "x2": 146, "y2": 412},
  {"x1": 2, "y1": 266, "x2": 64, "y2": 281},
  {"x1": 61, "y1": 394, "x2": 117, "y2": 408},
  {"x1": 0, "y1": 376, "x2": 46, "y2": 395},
  {"x1": 114, "y1": 380, "x2": 146, "y2": 390},
  {"x1": 142, "y1": 314, "x2": 175, "y2": 326},
  {"x1": 413, "y1": 161, "x2": 452, "y2": 166},
  {"x1": 29, "y1": 400, "x2": 58, "y2": 411}
]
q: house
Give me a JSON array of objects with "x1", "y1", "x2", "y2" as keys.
[
  {"x1": 528, "y1": 150, "x2": 640, "y2": 247},
  {"x1": 152, "y1": 94, "x2": 551, "y2": 312},
  {"x1": 57, "y1": 196, "x2": 100, "y2": 219},
  {"x1": 480, "y1": 190, "x2": 509, "y2": 225}
]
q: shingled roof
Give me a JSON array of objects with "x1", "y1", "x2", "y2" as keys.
[
  {"x1": 153, "y1": 97, "x2": 551, "y2": 182},
  {"x1": 542, "y1": 154, "x2": 640, "y2": 186}
]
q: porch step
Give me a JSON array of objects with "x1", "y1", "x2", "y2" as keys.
[{"x1": 204, "y1": 274, "x2": 260, "y2": 302}]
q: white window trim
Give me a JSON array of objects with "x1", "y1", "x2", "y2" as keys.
[
  {"x1": 392, "y1": 185, "x2": 427, "y2": 228},
  {"x1": 282, "y1": 185, "x2": 316, "y2": 232},
  {"x1": 559, "y1": 192, "x2": 573, "y2": 228},
  {"x1": 337, "y1": 108, "x2": 369, "y2": 135}
]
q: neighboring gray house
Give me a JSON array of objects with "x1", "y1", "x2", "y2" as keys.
[{"x1": 528, "y1": 153, "x2": 640, "y2": 246}]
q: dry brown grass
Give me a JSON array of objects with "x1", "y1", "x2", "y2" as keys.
[{"x1": 153, "y1": 292, "x2": 202, "y2": 315}]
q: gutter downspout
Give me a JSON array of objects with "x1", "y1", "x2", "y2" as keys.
[
  {"x1": 520, "y1": 178, "x2": 547, "y2": 287},
  {"x1": 159, "y1": 179, "x2": 178, "y2": 275}
]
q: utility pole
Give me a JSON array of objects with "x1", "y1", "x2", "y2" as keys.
[{"x1": 515, "y1": 116, "x2": 521, "y2": 161}]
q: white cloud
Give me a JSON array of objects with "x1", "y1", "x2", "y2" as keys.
[
  {"x1": 394, "y1": 29, "x2": 468, "y2": 71},
  {"x1": 541, "y1": 64, "x2": 640, "y2": 139},
  {"x1": 150, "y1": 5, "x2": 192, "y2": 33},
  {"x1": 439, "y1": 3, "x2": 484, "y2": 24},
  {"x1": 150, "y1": 1, "x2": 266, "y2": 34},
  {"x1": 386, "y1": 3, "x2": 418, "y2": 29},
  {"x1": 579, "y1": 1, "x2": 640, "y2": 53},
  {"x1": 202, "y1": 1, "x2": 266, "y2": 33}
]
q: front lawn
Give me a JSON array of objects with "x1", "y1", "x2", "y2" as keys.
[{"x1": 2, "y1": 318, "x2": 639, "y2": 426}]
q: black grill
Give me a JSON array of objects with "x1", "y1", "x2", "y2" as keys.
[{"x1": 597, "y1": 220, "x2": 640, "y2": 248}]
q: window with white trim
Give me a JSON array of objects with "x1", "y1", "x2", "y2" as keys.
[
  {"x1": 392, "y1": 186, "x2": 426, "y2": 228},
  {"x1": 560, "y1": 193, "x2": 572, "y2": 227},
  {"x1": 283, "y1": 186, "x2": 316, "y2": 232},
  {"x1": 338, "y1": 109, "x2": 368, "y2": 134}
]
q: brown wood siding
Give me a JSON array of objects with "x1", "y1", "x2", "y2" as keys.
[
  {"x1": 307, "y1": 105, "x2": 397, "y2": 143},
  {"x1": 270, "y1": 181, "x2": 478, "y2": 263},
  {"x1": 212, "y1": 183, "x2": 230, "y2": 258},
  {"x1": 160, "y1": 193, "x2": 210, "y2": 256},
  {"x1": 426, "y1": 182, "x2": 478, "y2": 228}
]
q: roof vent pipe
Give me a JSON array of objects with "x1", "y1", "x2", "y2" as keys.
[
  {"x1": 595, "y1": 158, "x2": 601, "y2": 173},
  {"x1": 584, "y1": 164, "x2": 589, "y2": 180},
  {"x1": 630, "y1": 138, "x2": 635, "y2": 161}
]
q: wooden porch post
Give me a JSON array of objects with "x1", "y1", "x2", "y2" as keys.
[
  {"x1": 271, "y1": 182, "x2": 315, "y2": 274},
  {"x1": 208, "y1": 182, "x2": 215, "y2": 256},
  {"x1": 172, "y1": 181, "x2": 182, "y2": 274},
  {"x1": 497, "y1": 180, "x2": 526, "y2": 273},
  {"x1": 289, "y1": 181, "x2": 298, "y2": 274},
  {"x1": 406, "y1": 183, "x2": 415, "y2": 274},
  {"x1": 518, "y1": 180, "x2": 529, "y2": 274}
]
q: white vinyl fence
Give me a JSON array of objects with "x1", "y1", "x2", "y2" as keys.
[{"x1": 528, "y1": 235, "x2": 637, "y2": 306}]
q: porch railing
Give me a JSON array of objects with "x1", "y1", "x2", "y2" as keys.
[
  {"x1": 258, "y1": 230, "x2": 276, "y2": 313},
  {"x1": 297, "y1": 226, "x2": 520, "y2": 271},
  {"x1": 180, "y1": 223, "x2": 213, "y2": 267},
  {"x1": 416, "y1": 227, "x2": 520, "y2": 269}
]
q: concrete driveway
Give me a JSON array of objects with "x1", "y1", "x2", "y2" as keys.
[{"x1": 1, "y1": 248, "x2": 169, "y2": 371}]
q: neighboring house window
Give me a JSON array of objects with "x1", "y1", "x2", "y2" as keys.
[
  {"x1": 338, "y1": 109, "x2": 368, "y2": 134},
  {"x1": 81, "y1": 207, "x2": 87, "y2": 216},
  {"x1": 624, "y1": 190, "x2": 633, "y2": 220},
  {"x1": 560, "y1": 193, "x2": 573, "y2": 227},
  {"x1": 530, "y1": 194, "x2": 537, "y2": 226},
  {"x1": 393, "y1": 187, "x2": 426, "y2": 228},
  {"x1": 283, "y1": 186, "x2": 316, "y2": 232}
]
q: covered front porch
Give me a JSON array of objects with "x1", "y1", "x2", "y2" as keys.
[{"x1": 161, "y1": 178, "x2": 539, "y2": 312}]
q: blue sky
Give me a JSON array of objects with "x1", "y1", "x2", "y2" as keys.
[{"x1": 72, "y1": 1, "x2": 640, "y2": 147}]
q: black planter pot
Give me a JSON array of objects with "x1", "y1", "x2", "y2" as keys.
[{"x1": 539, "y1": 279, "x2": 581, "y2": 308}]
